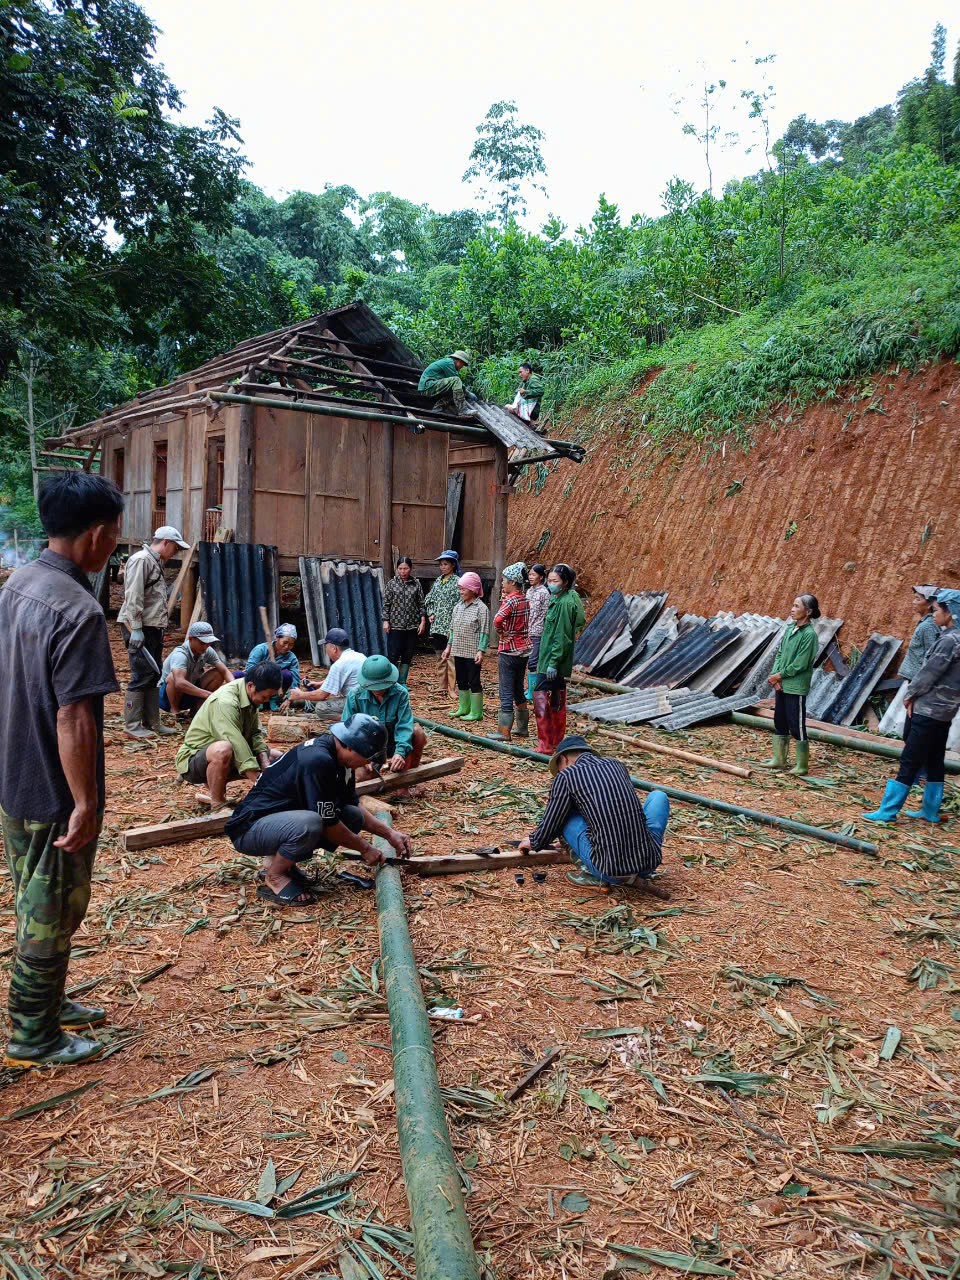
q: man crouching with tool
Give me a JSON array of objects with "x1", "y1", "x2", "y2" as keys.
[{"x1": 224, "y1": 714, "x2": 414, "y2": 906}]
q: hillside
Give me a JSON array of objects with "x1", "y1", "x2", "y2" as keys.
[{"x1": 507, "y1": 359, "x2": 959, "y2": 648}]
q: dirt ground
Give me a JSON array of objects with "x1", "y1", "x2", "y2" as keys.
[
  {"x1": 508, "y1": 361, "x2": 960, "y2": 648},
  {"x1": 1, "y1": 616, "x2": 959, "y2": 1280}
]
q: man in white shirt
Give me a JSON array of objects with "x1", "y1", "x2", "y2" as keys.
[{"x1": 287, "y1": 628, "x2": 365, "y2": 712}]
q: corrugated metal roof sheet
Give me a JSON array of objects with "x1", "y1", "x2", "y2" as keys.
[
  {"x1": 650, "y1": 691, "x2": 761, "y2": 731},
  {"x1": 816, "y1": 633, "x2": 902, "y2": 726},
  {"x1": 198, "y1": 541, "x2": 278, "y2": 661},
  {"x1": 599, "y1": 592, "x2": 669, "y2": 679},
  {"x1": 688, "y1": 616, "x2": 781, "y2": 695},
  {"x1": 300, "y1": 557, "x2": 386, "y2": 666},
  {"x1": 571, "y1": 687, "x2": 676, "y2": 724},
  {"x1": 575, "y1": 591, "x2": 630, "y2": 670},
  {"x1": 468, "y1": 400, "x2": 556, "y2": 454},
  {"x1": 625, "y1": 621, "x2": 742, "y2": 689},
  {"x1": 805, "y1": 666, "x2": 843, "y2": 720}
]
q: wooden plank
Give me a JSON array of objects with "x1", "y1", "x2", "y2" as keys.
[
  {"x1": 119, "y1": 756, "x2": 466, "y2": 852},
  {"x1": 235, "y1": 400, "x2": 255, "y2": 543},
  {"x1": 445, "y1": 470, "x2": 465, "y2": 548},
  {"x1": 166, "y1": 539, "x2": 199, "y2": 609},
  {"x1": 489, "y1": 442, "x2": 510, "y2": 619},
  {"x1": 584, "y1": 724, "x2": 752, "y2": 778},
  {"x1": 406, "y1": 848, "x2": 566, "y2": 877}
]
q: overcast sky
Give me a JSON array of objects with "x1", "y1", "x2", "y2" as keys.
[{"x1": 142, "y1": 0, "x2": 955, "y2": 229}]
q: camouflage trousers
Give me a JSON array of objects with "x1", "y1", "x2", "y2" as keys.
[
  {"x1": 423, "y1": 375, "x2": 466, "y2": 414},
  {"x1": 1, "y1": 808, "x2": 99, "y2": 1051}
]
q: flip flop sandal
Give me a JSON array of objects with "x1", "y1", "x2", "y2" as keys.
[
  {"x1": 256, "y1": 866, "x2": 321, "y2": 896},
  {"x1": 256, "y1": 880, "x2": 317, "y2": 907}
]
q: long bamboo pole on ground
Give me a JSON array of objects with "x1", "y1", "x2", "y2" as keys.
[
  {"x1": 372, "y1": 817, "x2": 480, "y2": 1280},
  {"x1": 583, "y1": 723, "x2": 751, "y2": 778},
  {"x1": 416, "y1": 717, "x2": 878, "y2": 855}
]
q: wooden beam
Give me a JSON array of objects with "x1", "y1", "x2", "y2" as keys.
[
  {"x1": 507, "y1": 1047, "x2": 562, "y2": 1101},
  {"x1": 166, "y1": 540, "x2": 199, "y2": 610},
  {"x1": 381, "y1": 420, "x2": 395, "y2": 583},
  {"x1": 119, "y1": 756, "x2": 466, "y2": 851},
  {"x1": 235, "y1": 401, "x2": 255, "y2": 544},
  {"x1": 405, "y1": 848, "x2": 566, "y2": 877},
  {"x1": 583, "y1": 724, "x2": 752, "y2": 778},
  {"x1": 489, "y1": 442, "x2": 510, "y2": 620}
]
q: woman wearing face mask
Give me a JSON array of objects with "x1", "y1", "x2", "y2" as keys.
[
  {"x1": 382, "y1": 555, "x2": 426, "y2": 686},
  {"x1": 533, "y1": 563, "x2": 585, "y2": 754},
  {"x1": 526, "y1": 563, "x2": 549, "y2": 702},
  {"x1": 762, "y1": 593, "x2": 820, "y2": 777}
]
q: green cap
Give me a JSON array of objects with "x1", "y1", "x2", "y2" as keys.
[{"x1": 358, "y1": 654, "x2": 400, "y2": 691}]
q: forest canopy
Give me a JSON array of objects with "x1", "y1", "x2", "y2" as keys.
[{"x1": 2, "y1": 3, "x2": 960, "y2": 530}]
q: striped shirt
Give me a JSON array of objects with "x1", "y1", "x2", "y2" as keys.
[
  {"x1": 529, "y1": 752, "x2": 661, "y2": 879},
  {"x1": 526, "y1": 584, "x2": 550, "y2": 638},
  {"x1": 494, "y1": 592, "x2": 531, "y2": 655}
]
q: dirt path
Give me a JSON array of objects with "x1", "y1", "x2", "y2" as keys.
[{"x1": 1, "y1": 627, "x2": 958, "y2": 1279}]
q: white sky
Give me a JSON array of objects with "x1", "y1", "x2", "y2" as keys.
[{"x1": 142, "y1": 0, "x2": 955, "y2": 229}]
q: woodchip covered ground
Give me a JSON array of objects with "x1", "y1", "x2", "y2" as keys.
[{"x1": 1, "y1": 624, "x2": 959, "y2": 1280}]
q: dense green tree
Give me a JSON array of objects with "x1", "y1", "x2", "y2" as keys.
[{"x1": 462, "y1": 100, "x2": 548, "y2": 226}]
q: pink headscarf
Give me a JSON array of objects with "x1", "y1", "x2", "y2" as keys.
[{"x1": 458, "y1": 571, "x2": 484, "y2": 598}]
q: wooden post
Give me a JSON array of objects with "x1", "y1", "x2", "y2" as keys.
[
  {"x1": 180, "y1": 565, "x2": 196, "y2": 630},
  {"x1": 489, "y1": 442, "x2": 510, "y2": 621},
  {"x1": 235, "y1": 401, "x2": 255, "y2": 544},
  {"x1": 381, "y1": 419, "x2": 395, "y2": 582}
]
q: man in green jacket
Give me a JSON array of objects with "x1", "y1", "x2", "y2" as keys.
[
  {"x1": 418, "y1": 351, "x2": 476, "y2": 417},
  {"x1": 505, "y1": 362, "x2": 544, "y2": 425},
  {"x1": 175, "y1": 663, "x2": 283, "y2": 809},
  {"x1": 343, "y1": 655, "x2": 427, "y2": 779}
]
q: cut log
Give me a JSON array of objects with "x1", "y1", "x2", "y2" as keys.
[
  {"x1": 267, "y1": 718, "x2": 313, "y2": 743},
  {"x1": 119, "y1": 756, "x2": 465, "y2": 852},
  {"x1": 404, "y1": 848, "x2": 566, "y2": 877},
  {"x1": 584, "y1": 724, "x2": 751, "y2": 778}
]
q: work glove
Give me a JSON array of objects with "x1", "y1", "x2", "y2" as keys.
[
  {"x1": 129, "y1": 628, "x2": 145, "y2": 649},
  {"x1": 545, "y1": 666, "x2": 558, "y2": 681}
]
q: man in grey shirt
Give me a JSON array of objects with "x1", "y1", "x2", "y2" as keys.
[
  {"x1": 0, "y1": 472, "x2": 124, "y2": 1067},
  {"x1": 159, "y1": 621, "x2": 232, "y2": 716}
]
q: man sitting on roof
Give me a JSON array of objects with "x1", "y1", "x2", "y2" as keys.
[
  {"x1": 418, "y1": 351, "x2": 477, "y2": 418},
  {"x1": 342, "y1": 655, "x2": 426, "y2": 780},
  {"x1": 505, "y1": 362, "x2": 544, "y2": 425},
  {"x1": 518, "y1": 736, "x2": 671, "y2": 898},
  {"x1": 175, "y1": 662, "x2": 284, "y2": 810},
  {"x1": 287, "y1": 628, "x2": 365, "y2": 714},
  {"x1": 160, "y1": 621, "x2": 232, "y2": 717}
]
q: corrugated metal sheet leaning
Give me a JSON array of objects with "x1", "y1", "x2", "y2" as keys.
[
  {"x1": 623, "y1": 620, "x2": 743, "y2": 690},
  {"x1": 198, "y1": 541, "x2": 278, "y2": 661},
  {"x1": 650, "y1": 691, "x2": 762, "y2": 731},
  {"x1": 300, "y1": 556, "x2": 386, "y2": 666},
  {"x1": 814, "y1": 633, "x2": 902, "y2": 727},
  {"x1": 688, "y1": 614, "x2": 782, "y2": 695}
]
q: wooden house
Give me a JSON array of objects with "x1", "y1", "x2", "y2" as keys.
[{"x1": 50, "y1": 303, "x2": 579, "y2": 620}]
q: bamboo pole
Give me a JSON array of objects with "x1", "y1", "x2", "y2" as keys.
[
  {"x1": 416, "y1": 717, "x2": 878, "y2": 855},
  {"x1": 733, "y1": 712, "x2": 960, "y2": 774},
  {"x1": 373, "y1": 816, "x2": 480, "y2": 1280},
  {"x1": 584, "y1": 724, "x2": 751, "y2": 778}
]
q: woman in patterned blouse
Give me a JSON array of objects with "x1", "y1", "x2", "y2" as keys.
[
  {"x1": 382, "y1": 556, "x2": 426, "y2": 686},
  {"x1": 526, "y1": 563, "x2": 550, "y2": 701}
]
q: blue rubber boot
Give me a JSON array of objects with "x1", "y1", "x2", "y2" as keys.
[
  {"x1": 863, "y1": 779, "x2": 910, "y2": 823},
  {"x1": 905, "y1": 781, "x2": 944, "y2": 823}
]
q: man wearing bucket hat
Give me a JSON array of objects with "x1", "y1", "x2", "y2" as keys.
[
  {"x1": 418, "y1": 351, "x2": 477, "y2": 417},
  {"x1": 518, "y1": 736, "x2": 670, "y2": 896},
  {"x1": 118, "y1": 524, "x2": 190, "y2": 740},
  {"x1": 342, "y1": 655, "x2": 427, "y2": 778},
  {"x1": 225, "y1": 714, "x2": 414, "y2": 906},
  {"x1": 159, "y1": 621, "x2": 232, "y2": 717}
]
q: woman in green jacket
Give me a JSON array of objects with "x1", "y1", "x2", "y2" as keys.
[
  {"x1": 534, "y1": 563, "x2": 586, "y2": 754},
  {"x1": 763, "y1": 593, "x2": 820, "y2": 776}
]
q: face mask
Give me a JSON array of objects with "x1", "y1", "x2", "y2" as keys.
[{"x1": 548, "y1": 583, "x2": 562, "y2": 595}]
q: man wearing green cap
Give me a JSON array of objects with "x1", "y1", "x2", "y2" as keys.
[
  {"x1": 418, "y1": 351, "x2": 476, "y2": 417},
  {"x1": 342, "y1": 655, "x2": 427, "y2": 778}
]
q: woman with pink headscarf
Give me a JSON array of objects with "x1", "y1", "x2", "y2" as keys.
[{"x1": 442, "y1": 571, "x2": 490, "y2": 723}]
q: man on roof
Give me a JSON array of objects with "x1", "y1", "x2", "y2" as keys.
[
  {"x1": 342, "y1": 655, "x2": 427, "y2": 780},
  {"x1": 504, "y1": 362, "x2": 544, "y2": 425},
  {"x1": 118, "y1": 524, "x2": 190, "y2": 740},
  {"x1": 418, "y1": 351, "x2": 477, "y2": 418}
]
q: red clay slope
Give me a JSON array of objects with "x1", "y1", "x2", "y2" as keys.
[{"x1": 507, "y1": 361, "x2": 959, "y2": 649}]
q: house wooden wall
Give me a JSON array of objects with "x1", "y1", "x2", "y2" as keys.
[{"x1": 102, "y1": 403, "x2": 470, "y2": 570}]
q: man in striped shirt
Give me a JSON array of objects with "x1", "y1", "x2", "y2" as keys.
[{"x1": 518, "y1": 737, "x2": 670, "y2": 895}]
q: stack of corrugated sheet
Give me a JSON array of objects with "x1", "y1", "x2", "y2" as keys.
[
  {"x1": 572, "y1": 686, "x2": 677, "y2": 724},
  {"x1": 620, "y1": 618, "x2": 743, "y2": 690},
  {"x1": 688, "y1": 613, "x2": 783, "y2": 696},
  {"x1": 649, "y1": 690, "x2": 762, "y2": 731},
  {"x1": 300, "y1": 556, "x2": 386, "y2": 666},
  {"x1": 199, "y1": 541, "x2": 278, "y2": 661},
  {"x1": 814, "y1": 633, "x2": 902, "y2": 726},
  {"x1": 573, "y1": 590, "x2": 668, "y2": 681}
]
